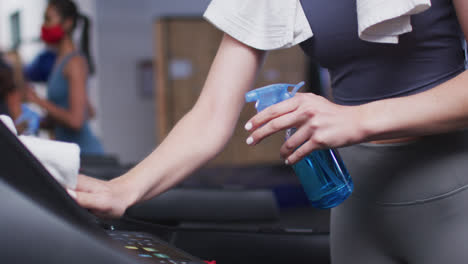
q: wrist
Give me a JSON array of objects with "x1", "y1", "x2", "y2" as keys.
[
  {"x1": 109, "y1": 173, "x2": 142, "y2": 210},
  {"x1": 355, "y1": 102, "x2": 381, "y2": 142}
]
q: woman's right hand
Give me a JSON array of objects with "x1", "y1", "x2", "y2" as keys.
[{"x1": 72, "y1": 174, "x2": 138, "y2": 219}]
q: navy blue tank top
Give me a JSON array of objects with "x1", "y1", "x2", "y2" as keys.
[
  {"x1": 299, "y1": 0, "x2": 466, "y2": 105},
  {"x1": 47, "y1": 52, "x2": 104, "y2": 154}
]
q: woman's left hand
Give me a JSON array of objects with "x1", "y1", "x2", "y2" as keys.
[{"x1": 244, "y1": 93, "x2": 367, "y2": 164}]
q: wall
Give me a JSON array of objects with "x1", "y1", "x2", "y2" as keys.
[
  {"x1": 94, "y1": 0, "x2": 210, "y2": 164},
  {"x1": 0, "y1": 0, "x2": 47, "y2": 60}
]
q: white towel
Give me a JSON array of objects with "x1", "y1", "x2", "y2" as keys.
[
  {"x1": 203, "y1": 0, "x2": 432, "y2": 50},
  {"x1": 357, "y1": 0, "x2": 432, "y2": 44},
  {"x1": 19, "y1": 136, "x2": 80, "y2": 190},
  {"x1": 0, "y1": 115, "x2": 80, "y2": 190},
  {"x1": 0, "y1": 115, "x2": 17, "y2": 135}
]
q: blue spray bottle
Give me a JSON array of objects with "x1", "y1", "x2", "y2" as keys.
[{"x1": 245, "y1": 81, "x2": 353, "y2": 208}]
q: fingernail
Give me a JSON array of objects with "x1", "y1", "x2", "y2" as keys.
[
  {"x1": 246, "y1": 137, "x2": 254, "y2": 145},
  {"x1": 67, "y1": 189, "x2": 77, "y2": 199},
  {"x1": 285, "y1": 159, "x2": 289, "y2": 165},
  {"x1": 244, "y1": 122, "x2": 252, "y2": 131}
]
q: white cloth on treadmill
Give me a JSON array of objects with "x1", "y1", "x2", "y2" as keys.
[
  {"x1": 0, "y1": 115, "x2": 17, "y2": 135},
  {"x1": 0, "y1": 115, "x2": 80, "y2": 190}
]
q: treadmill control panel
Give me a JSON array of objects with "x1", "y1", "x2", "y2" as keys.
[{"x1": 107, "y1": 230, "x2": 200, "y2": 264}]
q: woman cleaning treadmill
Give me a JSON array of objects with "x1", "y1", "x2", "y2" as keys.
[{"x1": 73, "y1": 0, "x2": 468, "y2": 263}]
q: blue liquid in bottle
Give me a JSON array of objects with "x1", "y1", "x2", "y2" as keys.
[
  {"x1": 293, "y1": 150, "x2": 353, "y2": 208},
  {"x1": 286, "y1": 129, "x2": 353, "y2": 208},
  {"x1": 245, "y1": 81, "x2": 353, "y2": 209}
]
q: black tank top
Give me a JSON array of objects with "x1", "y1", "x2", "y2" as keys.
[{"x1": 299, "y1": 0, "x2": 466, "y2": 105}]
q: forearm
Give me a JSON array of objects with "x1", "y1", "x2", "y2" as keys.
[
  {"x1": 360, "y1": 0, "x2": 468, "y2": 141},
  {"x1": 36, "y1": 98, "x2": 84, "y2": 130},
  {"x1": 74, "y1": 103, "x2": 244, "y2": 219},
  {"x1": 118, "y1": 107, "x2": 236, "y2": 204},
  {"x1": 360, "y1": 70, "x2": 468, "y2": 141},
  {"x1": 114, "y1": 34, "x2": 266, "y2": 206}
]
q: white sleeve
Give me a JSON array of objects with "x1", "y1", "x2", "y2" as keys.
[{"x1": 203, "y1": 0, "x2": 313, "y2": 50}]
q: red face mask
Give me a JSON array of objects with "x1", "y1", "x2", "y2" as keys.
[{"x1": 41, "y1": 25, "x2": 65, "y2": 44}]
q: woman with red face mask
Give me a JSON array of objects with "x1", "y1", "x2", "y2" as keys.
[{"x1": 26, "y1": 0, "x2": 103, "y2": 154}]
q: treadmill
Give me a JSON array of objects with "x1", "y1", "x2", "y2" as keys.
[{"x1": 0, "y1": 121, "x2": 205, "y2": 264}]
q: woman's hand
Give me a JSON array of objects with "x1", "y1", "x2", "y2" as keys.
[
  {"x1": 244, "y1": 93, "x2": 367, "y2": 164},
  {"x1": 71, "y1": 174, "x2": 138, "y2": 219}
]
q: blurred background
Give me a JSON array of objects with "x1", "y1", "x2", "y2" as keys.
[{"x1": 0, "y1": 0, "x2": 214, "y2": 164}]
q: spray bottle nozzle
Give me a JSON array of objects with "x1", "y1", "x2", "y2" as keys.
[
  {"x1": 290, "y1": 81, "x2": 305, "y2": 96},
  {"x1": 245, "y1": 81, "x2": 305, "y2": 112}
]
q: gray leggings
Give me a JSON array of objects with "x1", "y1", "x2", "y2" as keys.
[{"x1": 331, "y1": 130, "x2": 468, "y2": 264}]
